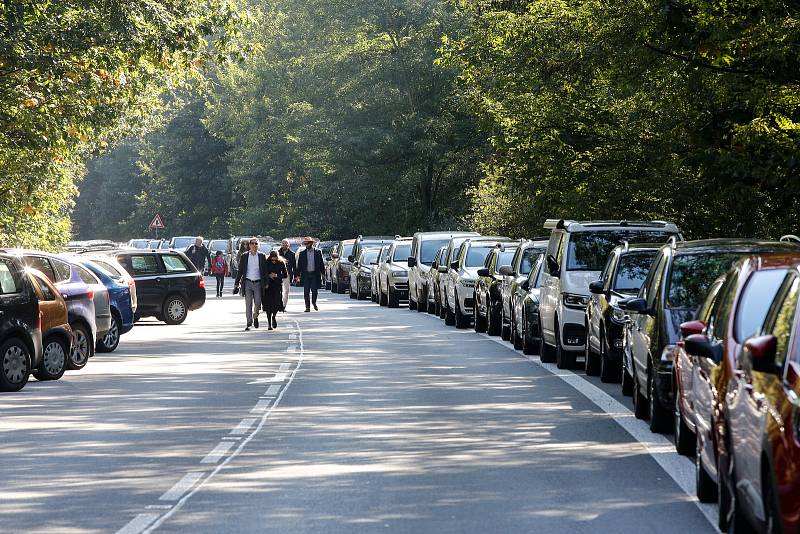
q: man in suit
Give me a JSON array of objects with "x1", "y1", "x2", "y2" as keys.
[
  {"x1": 295, "y1": 236, "x2": 324, "y2": 312},
  {"x1": 234, "y1": 238, "x2": 269, "y2": 330},
  {"x1": 278, "y1": 239, "x2": 296, "y2": 311}
]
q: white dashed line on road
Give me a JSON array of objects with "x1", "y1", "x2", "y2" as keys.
[
  {"x1": 200, "y1": 441, "x2": 235, "y2": 464},
  {"x1": 264, "y1": 385, "x2": 281, "y2": 397},
  {"x1": 117, "y1": 514, "x2": 159, "y2": 534},
  {"x1": 230, "y1": 417, "x2": 257, "y2": 436},
  {"x1": 159, "y1": 472, "x2": 204, "y2": 501},
  {"x1": 250, "y1": 399, "x2": 272, "y2": 413}
]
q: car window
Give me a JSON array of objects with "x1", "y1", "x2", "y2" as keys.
[
  {"x1": 566, "y1": 231, "x2": 675, "y2": 271},
  {"x1": 546, "y1": 232, "x2": 563, "y2": 263},
  {"x1": 361, "y1": 250, "x2": 380, "y2": 264},
  {"x1": 614, "y1": 252, "x2": 656, "y2": 293},
  {"x1": 496, "y1": 250, "x2": 516, "y2": 273},
  {"x1": 0, "y1": 260, "x2": 20, "y2": 294},
  {"x1": 528, "y1": 256, "x2": 545, "y2": 288},
  {"x1": 163, "y1": 255, "x2": 190, "y2": 273},
  {"x1": 667, "y1": 253, "x2": 741, "y2": 310},
  {"x1": 466, "y1": 246, "x2": 493, "y2": 268},
  {"x1": 520, "y1": 249, "x2": 542, "y2": 276},
  {"x1": 171, "y1": 238, "x2": 195, "y2": 250},
  {"x1": 601, "y1": 252, "x2": 617, "y2": 288},
  {"x1": 341, "y1": 244, "x2": 354, "y2": 259},
  {"x1": 210, "y1": 240, "x2": 228, "y2": 251},
  {"x1": 734, "y1": 269, "x2": 789, "y2": 343},
  {"x1": 393, "y1": 244, "x2": 411, "y2": 262},
  {"x1": 52, "y1": 259, "x2": 72, "y2": 283},
  {"x1": 639, "y1": 252, "x2": 664, "y2": 306},
  {"x1": 697, "y1": 278, "x2": 725, "y2": 325},
  {"x1": 75, "y1": 265, "x2": 99, "y2": 285},
  {"x1": 766, "y1": 274, "x2": 800, "y2": 368},
  {"x1": 420, "y1": 239, "x2": 450, "y2": 265},
  {"x1": 90, "y1": 260, "x2": 124, "y2": 279},
  {"x1": 129, "y1": 255, "x2": 161, "y2": 275},
  {"x1": 30, "y1": 271, "x2": 56, "y2": 301},
  {"x1": 26, "y1": 256, "x2": 55, "y2": 281},
  {"x1": 706, "y1": 272, "x2": 737, "y2": 340}
]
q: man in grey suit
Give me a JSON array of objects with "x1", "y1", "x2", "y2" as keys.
[{"x1": 234, "y1": 238, "x2": 269, "y2": 330}]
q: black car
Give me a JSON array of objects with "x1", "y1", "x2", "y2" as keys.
[
  {"x1": 585, "y1": 243, "x2": 659, "y2": 382},
  {"x1": 113, "y1": 250, "x2": 206, "y2": 324},
  {"x1": 621, "y1": 239, "x2": 798, "y2": 433},
  {"x1": 0, "y1": 253, "x2": 43, "y2": 391},
  {"x1": 500, "y1": 239, "x2": 548, "y2": 341},
  {"x1": 474, "y1": 244, "x2": 519, "y2": 336}
]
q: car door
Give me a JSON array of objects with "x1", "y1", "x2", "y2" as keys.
[
  {"x1": 28, "y1": 270, "x2": 67, "y2": 334},
  {"x1": 589, "y1": 252, "x2": 617, "y2": 354},
  {"x1": 540, "y1": 232, "x2": 565, "y2": 345},
  {"x1": 0, "y1": 258, "x2": 36, "y2": 338},
  {"x1": 631, "y1": 251, "x2": 667, "y2": 387},
  {"x1": 162, "y1": 254, "x2": 194, "y2": 300},
  {"x1": 123, "y1": 254, "x2": 166, "y2": 314}
]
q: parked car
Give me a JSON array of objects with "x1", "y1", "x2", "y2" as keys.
[
  {"x1": 499, "y1": 239, "x2": 548, "y2": 340},
  {"x1": 350, "y1": 248, "x2": 382, "y2": 300},
  {"x1": 168, "y1": 236, "x2": 197, "y2": 251},
  {"x1": 349, "y1": 236, "x2": 394, "y2": 266},
  {"x1": 126, "y1": 239, "x2": 150, "y2": 249},
  {"x1": 378, "y1": 239, "x2": 412, "y2": 308},
  {"x1": 208, "y1": 239, "x2": 231, "y2": 262},
  {"x1": 0, "y1": 253, "x2": 42, "y2": 391},
  {"x1": 371, "y1": 245, "x2": 389, "y2": 303},
  {"x1": 474, "y1": 243, "x2": 520, "y2": 336},
  {"x1": 444, "y1": 237, "x2": 512, "y2": 329},
  {"x1": 512, "y1": 254, "x2": 546, "y2": 354},
  {"x1": 331, "y1": 239, "x2": 356, "y2": 294},
  {"x1": 8, "y1": 250, "x2": 97, "y2": 370},
  {"x1": 585, "y1": 243, "x2": 660, "y2": 381},
  {"x1": 437, "y1": 235, "x2": 483, "y2": 320},
  {"x1": 424, "y1": 245, "x2": 449, "y2": 315},
  {"x1": 71, "y1": 261, "x2": 113, "y2": 351},
  {"x1": 113, "y1": 250, "x2": 206, "y2": 324},
  {"x1": 27, "y1": 269, "x2": 71, "y2": 381},
  {"x1": 621, "y1": 239, "x2": 794, "y2": 434},
  {"x1": 76, "y1": 257, "x2": 137, "y2": 353},
  {"x1": 325, "y1": 241, "x2": 340, "y2": 290},
  {"x1": 539, "y1": 219, "x2": 681, "y2": 369},
  {"x1": 408, "y1": 231, "x2": 479, "y2": 313},
  {"x1": 148, "y1": 240, "x2": 164, "y2": 249},
  {"x1": 714, "y1": 264, "x2": 800, "y2": 533}
]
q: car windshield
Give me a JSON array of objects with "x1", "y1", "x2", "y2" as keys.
[
  {"x1": 495, "y1": 250, "x2": 516, "y2": 273},
  {"x1": 172, "y1": 238, "x2": 195, "y2": 250},
  {"x1": 210, "y1": 240, "x2": 228, "y2": 251},
  {"x1": 341, "y1": 244, "x2": 354, "y2": 259},
  {"x1": 667, "y1": 252, "x2": 743, "y2": 310},
  {"x1": 567, "y1": 230, "x2": 675, "y2": 271},
  {"x1": 519, "y1": 247, "x2": 544, "y2": 275},
  {"x1": 465, "y1": 246, "x2": 493, "y2": 268},
  {"x1": 421, "y1": 239, "x2": 450, "y2": 265},
  {"x1": 393, "y1": 244, "x2": 411, "y2": 262},
  {"x1": 362, "y1": 250, "x2": 379, "y2": 264},
  {"x1": 614, "y1": 252, "x2": 656, "y2": 293}
]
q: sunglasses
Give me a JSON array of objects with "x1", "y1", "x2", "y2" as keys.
[{"x1": 249, "y1": 242, "x2": 258, "y2": 246}]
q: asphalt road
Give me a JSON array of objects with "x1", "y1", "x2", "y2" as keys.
[{"x1": 0, "y1": 281, "x2": 716, "y2": 533}]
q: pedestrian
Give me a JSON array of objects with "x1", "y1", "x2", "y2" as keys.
[
  {"x1": 262, "y1": 250, "x2": 288, "y2": 330},
  {"x1": 186, "y1": 237, "x2": 212, "y2": 273},
  {"x1": 295, "y1": 236, "x2": 324, "y2": 312},
  {"x1": 233, "y1": 238, "x2": 269, "y2": 330},
  {"x1": 210, "y1": 250, "x2": 229, "y2": 297},
  {"x1": 278, "y1": 239, "x2": 296, "y2": 311},
  {"x1": 235, "y1": 240, "x2": 249, "y2": 295}
]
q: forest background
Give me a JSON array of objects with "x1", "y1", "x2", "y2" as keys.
[{"x1": 2, "y1": 0, "x2": 797, "y2": 247}]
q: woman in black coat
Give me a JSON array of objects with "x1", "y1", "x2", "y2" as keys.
[{"x1": 263, "y1": 250, "x2": 288, "y2": 330}]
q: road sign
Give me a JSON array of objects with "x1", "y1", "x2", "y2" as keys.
[{"x1": 148, "y1": 213, "x2": 165, "y2": 230}]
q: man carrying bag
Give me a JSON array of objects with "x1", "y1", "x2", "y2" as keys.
[{"x1": 234, "y1": 238, "x2": 269, "y2": 330}]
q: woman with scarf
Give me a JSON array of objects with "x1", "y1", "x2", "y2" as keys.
[{"x1": 262, "y1": 250, "x2": 288, "y2": 330}]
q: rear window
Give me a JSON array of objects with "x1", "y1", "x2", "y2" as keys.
[
  {"x1": 465, "y1": 246, "x2": 493, "y2": 268},
  {"x1": 74, "y1": 265, "x2": 99, "y2": 285},
  {"x1": 130, "y1": 239, "x2": 149, "y2": 249},
  {"x1": 421, "y1": 239, "x2": 450, "y2": 265},
  {"x1": 0, "y1": 261, "x2": 20, "y2": 294},
  {"x1": 52, "y1": 259, "x2": 72, "y2": 283},
  {"x1": 129, "y1": 255, "x2": 161, "y2": 275},
  {"x1": 667, "y1": 252, "x2": 742, "y2": 310},
  {"x1": 210, "y1": 240, "x2": 228, "y2": 251},
  {"x1": 172, "y1": 238, "x2": 195, "y2": 250},
  {"x1": 163, "y1": 255, "x2": 191, "y2": 273},
  {"x1": 567, "y1": 231, "x2": 675, "y2": 271},
  {"x1": 341, "y1": 244, "x2": 354, "y2": 259},
  {"x1": 735, "y1": 269, "x2": 789, "y2": 342},
  {"x1": 90, "y1": 260, "x2": 124, "y2": 279},
  {"x1": 393, "y1": 244, "x2": 411, "y2": 262},
  {"x1": 614, "y1": 252, "x2": 656, "y2": 293}
]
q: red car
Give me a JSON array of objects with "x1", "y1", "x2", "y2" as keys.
[
  {"x1": 717, "y1": 262, "x2": 800, "y2": 532},
  {"x1": 673, "y1": 253, "x2": 800, "y2": 529}
]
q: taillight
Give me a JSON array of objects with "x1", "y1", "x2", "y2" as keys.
[
  {"x1": 38, "y1": 310, "x2": 42, "y2": 330},
  {"x1": 86, "y1": 288, "x2": 94, "y2": 300},
  {"x1": 199, "y1": 277, "x2": 205, "y2": 288},
  {"x1": 106, "y1": 289, "x2": 110, "y2": 306}
]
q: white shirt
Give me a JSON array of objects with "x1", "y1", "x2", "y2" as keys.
[
  {"x1": 306, "y1": 249, "x2": 315, "y2": 272},
  {"x1": 246, "y1": 252, "x2": 261, "y2": 281}
]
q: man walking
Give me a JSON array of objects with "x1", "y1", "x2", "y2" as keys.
[
  {"x1": 186, "y1": 237, "x2": 212, "y2": 273},
  {"x1": 295, "y1": 236, "x2": 324, "y2": 312},
  {"x1": 234, "y1": 238, "x2": 269, "y2": 330},
  {"x1": 278, "y1": 239, "x2": 296, "y2": 311}
]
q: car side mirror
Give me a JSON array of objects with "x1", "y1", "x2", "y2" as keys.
[
  {"x1": 477, "y1": 268, "x2": 490, "y2": 277},
  {"x1": 347, "y1": 255, "x2": 354, "y2": 263},
  {"x1": 498, "y1": 265, "x2": 514, "y2": 276},
  {"x1": 450, "y1": 261, "x2": 459, "y2": 270},
  {"x1": 621, "y1": 297, "x2": 651, "y2": 315},
  {"x1": 588, "y1": 280, "x2": 605, "y2": 295},
  {"x1": 680, "y1": 320, "x2": 705, "y2": 338},
  {"x1": 684, "y1": 334, "x2": 723, "y2": 363},
  {"x1": 407, "y1": 257, "x2": 417, "y2": 268},
  {"x1": 743, "y1": 335, "x2": 778, "y2": 374},
  {"x1": 546, "y1": 255, "x2": 560, "y2": 277}
]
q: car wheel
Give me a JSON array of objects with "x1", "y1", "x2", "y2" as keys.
[
  {"x1": 695, "y1": 431, "x2": 718, "y2": 503},
  {"x1": 521, "y1": 310, "x2": 536, "y2": 355},
  {"x1": 512, "y1": 313, "x2": 523, "y2": 350},
  {"x1": 96, "y1": 313, "x2": 121, "y2": 353},
  {"x1": 440, "y1": 295, "x2": 447, "y2": 319},
  {"x1": 337, "y1": 280, "x2": 346, "y2": 294},
  {"x1": 417, "y1": 288, "x2": 427, "y2": 313},
  {"x1": 632, "y1": 369, "x2": 649, "y2": 420},
  {"x1": 0, "y1": 338, "x2": 31, "y2": 392},
  {"x1": 486, "y1": 299, "x2": 501, "y2": 336},
  {"x1": 454, "y1": 297, "x2": 468, "y2": 329},
  {"x1": 584, "y1": 322, "x2": 601, "y2": 376},
  {"x1": 674, "y1": 380, "x2": 694, "y2": 456},
  {"x1": 349, "y1": 282, "x2": 357, "y2": 299},
  {"x1": 621, "y1": 358, "x2": 634, "y2": 396},
  {"x1": 34, "y1": 336, "x2": 67, "y2": 381},
  {"x1": 555, "y1": 321, "x2": 574, "y2": 369},
  {"x1": 388, "y1": 287, "x2": 399, "y2": 308},
  {"x1": 69, "y1": 323, "x2": 92, "y2": 370},
  {"x1": 473, "y1": 300, "x2": 486, "y2": 333},
  {"x1": 332, "y1": 280, "x2": 338, "y2": 293},
  {"x1": 500, "y1": 306, "x2": 511, "y2": 341},
  {"x1": 163, "y1": 295, "x2": 188, "y2": 325},
  {"x1": 648, "y1": 368, "x2": 671, "y2": 433},
  {"x1": 408, "y1": 288, "x2": 417, "y2": 310},
  {"x1": 540, "y1": 329, "x2": 556, "y2": 363}
]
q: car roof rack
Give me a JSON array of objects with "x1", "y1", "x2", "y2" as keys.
[
  {"x1": 780, "y1": 235, "x2": 800, "y2": 244},
  {"x1": 667, "y1": 236, "x2": 679, "y2": 248}
]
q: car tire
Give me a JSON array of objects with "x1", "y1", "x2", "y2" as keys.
[
  {"x1": 0, "y1": 337, "x2": 31, "y2": 392},
  {"x1": 584, "y1": 322, "x2": 601, "y2": 376},
  {"x1": 417, "y1": 288, "x2": 427, "y2": 313},
  {"x1": 500, "y1": 307, "x2": 511, "y2": 341},
  {"x1": 332, "y1": 280, "x2": 338, "y2": 293},
  {"x1": 697, "y1": 433, "x2": 718, "y2": 504},
  {"x1": 388, "y1": 288, "x2": 399, "y2": 308},
  {"x1": 599, "y1": 335, "x2": 619, "y2": 383},
  {"x1": 427, "y1": 295, "x2": 437, "y2": 315},
  {"x1": 540, "y1": 331, "x2": 556, "y2": 363},
  {"x1": 380, "y1": 288, "x2": 388, "y2": 307},
  {"x1": 34, "y1": 336, "x2": 68, "y2": 381},
  {"x1": 486, "y1": 301, "x2": 501, "y2": 336},
  {"x1": 649, "y1": 369, "x2": 671, "y2": 433},
  {"x1": 632, "y1": 370, "x2": 649, "y2": 420},
  {"x1": 621, "y1": 359, "x2": 634, "y2": 396},
  {"x1": 454, "y1": 297, "x2": 469, "y2": 329},
  {"x1": 68, "y1": 323, "x2": 92, "y2": 370},
  {"x1": 512, "y1": 314, "x2": 523, "y2": 350},
  {"x1": 473, "y1": 301, "x2": 487, "y2": 333},
  {"x1": 163, "y1": 295, "x2": 189, "y2": 325},
  {"x1": 555, "y1": 321, "x2": 574, "y2": 369},
  {"x1": 408, "y1": 290, "x2": 417, "y2": 310},
  {"x1": 521, "y1": 311, "x2": 536, "y2": 355},
  {"x1": 337, "y1": 280, "x2": 346, "y2": 294},
  {"x1": 440, "y1": 295, "x2": 447, "y2": 319},
  {"x1": 349, "y1": 283, "x2": 357, "y2": 299},
  {"x1": 96, "y1": 313, "x2": 121, "y2": 353},
  {"x1": 674, "y1": 381, "x2": 694, "y2": 456},
  {"x1": 326, "y1": 280, "x2": 332, "y2": 291}
]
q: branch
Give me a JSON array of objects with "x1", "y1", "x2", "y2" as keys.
[{"x1": 642, "y1": 42, "x2": 759, "y2": 77}]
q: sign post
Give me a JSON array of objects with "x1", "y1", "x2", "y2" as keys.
[{"x1": 148, "y1": 213, "x2": 165, "y2": 240}]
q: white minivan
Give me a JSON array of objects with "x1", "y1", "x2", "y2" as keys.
[{"x1": 538, "y1": 219, "x2": 681, "y2": 369}]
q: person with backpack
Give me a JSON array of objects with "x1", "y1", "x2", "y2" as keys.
[{"x1": 210, "y1": 250, "x2": 229, "y2": 297}]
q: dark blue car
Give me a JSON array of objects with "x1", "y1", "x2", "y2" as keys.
[{"x1": 76, "y1": 257, "x2": 135, "y2": 352}]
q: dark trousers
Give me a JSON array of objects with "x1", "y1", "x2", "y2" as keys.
[
  {"x1": 214, "y1": 274, "x2": 225, "y2": 296},
  {"x1": 303, "y1": 276, "x2": 320, "y2": 309}
]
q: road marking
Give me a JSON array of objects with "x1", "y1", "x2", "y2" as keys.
[
  {"x1": 144, "y1": 505, "x2": 172, "y2": 510},
  {"x1": 250, "y1": 399, "x2": 272, "y2": 413},
  {"x1": 159, "y1": 472, "x2": 204, "y2": 501},
  {"x1": 200, "y1": 441, "x2": 235, "y2": 464},
  {"x1": 230, "y1": 417, "x2": 257, "y2": 436},
  {"x1": 116, "y1": 514, "x2": 159, "y2": 534},
  {"x1": 279, "y1": 362, "x2": 291, "y2": 371},
  {"x1": 286, "y1": 345, "x2": 297, "y2": 353},
  {"x1": 247, "y1": 372, "x2": 289, "y2": 385},
  {"x1": 264, "y1": 384, "x2": 281, "y2": 397},
  {"x1": 140, "y1": 320, "x2": 305, "y2": 533}
]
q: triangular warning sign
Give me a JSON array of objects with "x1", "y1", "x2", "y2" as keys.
[{"x1": 148, "y1": 213, "x2": 165, "y2": 230}]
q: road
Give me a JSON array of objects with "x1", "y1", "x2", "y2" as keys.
[{"x1": 0, "y1": 280, "x2": 716, "y2": 533}]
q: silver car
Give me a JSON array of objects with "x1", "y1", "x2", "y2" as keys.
[
  {"x1": 379, "y1": 239, "x2": 412, "y2": 308},
  {"x1": 371, "y1": 245, "x2": 389, "y2": 303}
]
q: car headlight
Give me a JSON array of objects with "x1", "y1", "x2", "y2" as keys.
[
  {"x1": 460, "y1": 279, "x2": 475, "y2": 288},
  {"x1": 612, "y1": 307, "x2": 628, "y2": 323},
  {"x1": 390, "y1": 270, "x2": 407, "y2": 278},
  {"x1": 563, "y1": 293, "x2": 589, "y2": 309}
]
